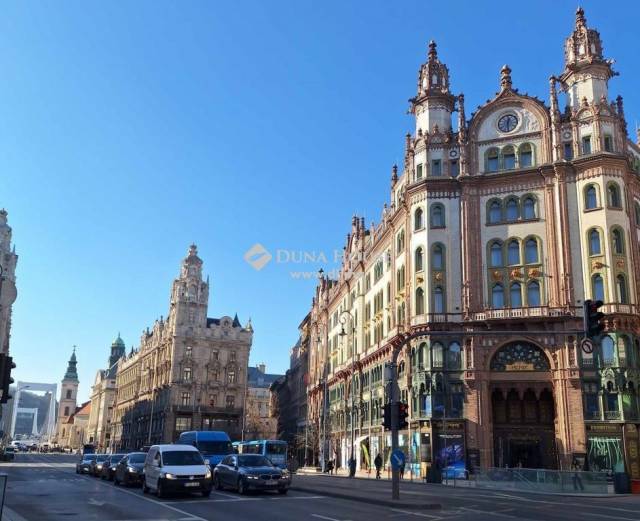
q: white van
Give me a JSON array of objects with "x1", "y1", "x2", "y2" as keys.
[{"x1": 143, "y1": 444, "x2": 212, "y2": 498}]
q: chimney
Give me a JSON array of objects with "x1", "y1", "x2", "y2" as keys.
[{"x1": 258, "y1": 363, "x2": 266, "y2": 374}]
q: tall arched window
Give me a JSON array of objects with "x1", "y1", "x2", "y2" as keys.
[
  {"x1": 433, "y1": 286, "x2": 445, "y2": 313},
  {"x1": 414, "y1": 208, "x2": 424, "y2": 231},
  {"x1": 492, "y1": 284, "x2": 504, "y2": 308},
  {"x1": 592, "y1": 274, "x2": 605, "y2": 301},
  {"x1": 448, "y1": 342, "x2": 461, "y2": 369},
  {"x1": 432, "y1": 342, "x2": 444, "y2": 367},
  {"x1": 589, "y1": 229, "x2": 602, "y2": 255},
  {"x1": 608, "y1": 183, "x2": 622, "y2": 208},
  {"x1": 490, "y1": 241, "x2": 503, "y2": 267},
  {"x1": 522, "y1": 196, "x2": 536, "y2": 219},
  {"x1": 585, "y1": 185, "x2": 598, "y2": 210},
  {"x1": 507, "y1": 239, "x2": 520, "y2": 265},
  {"x1": 602, "y1": 336, "x2": 615, "y2": 364},
  {"x1": 505, "y1": 198, "x2": 519, "y2": 221},
  {"x1": 415, "y1": 247, "x2": 424, "y2": 271},
  {"x1": 432, "y1": 244, "x2": 444, "y2": 270},
  {"x1": 396, "y1": 230, "x2": 405, "y2": 252},
  {"x1": 415, "y1": 287, "x2": 425, "y2": 315},
  {"x1": 612, "y1": 228, "x2": 624, "y2": 254},
  {"x1": 519, "y1": 143, "x2": 533, "y2": 167},
  {"x1": 525, "y1": 238, "x2": 539, "y2": 263},
  {"x1": 487, "y1": 148, "x2": 499, "y2": 172},
  {"x1": 489, "y1": 200, "x2": 502, "y2": 223},
  {"x1": 66, "y1": 389, "x2": 72, "y2": 399},
  {"x1": 510, "y1": 282, "x2": 522, "y2": 307},
  {"x1": 502, "y1": 146, "x2": 516, "y2": 170},
  {"x1": 430, "y1": 204, "x2": 445, "y2": 228},
  {"x1": 527, "y1": 281, "x2": 541, "y2": 306},
  {"x1": 616, "y1": 274, "x2": 629, "y2": 304}
]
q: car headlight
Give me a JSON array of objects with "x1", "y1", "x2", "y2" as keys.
[
  {"x1": 163, "y1": 473, "x2": 177, "y2": 480},
  {"x1": 127, "y1": 466, "x2": 137, "y2": 473},
  {"x1": 205, "y1": 468, "x2": 212, "y2": 479},
  {"x1": 96, "y1": 464, "x2": 103, "y2": 470},
  {"x1": 246, "y1": 475, "x2": 259, "y2": 480},
  {"x1": 111, "y1": 466, "x2": 117, "y2": 471}
]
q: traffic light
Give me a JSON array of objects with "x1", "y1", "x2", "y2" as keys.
[
  {"x1": 583, "y1": 299, "x2": 605, "y2": 341},
  {"x1": 382, "y1": 403, "x2": 391, "y2": 430},
  {"x1": 398, "y1": 402, "x2": 409, "y2": 430},
  {"x1": 0, "y1": 354, "x2": 15, "y2": 404}
]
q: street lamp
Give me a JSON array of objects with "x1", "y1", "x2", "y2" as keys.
[{"x1": 339, "y1": 310, "x2": 356, "y2": 477}]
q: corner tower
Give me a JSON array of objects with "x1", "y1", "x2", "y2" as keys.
[
  {"x1": 168, "y1": 244, "x2": 210, "y2": 328},
  {"x1": 56, "y1": 348, "x2": 79, "y2": 442}
]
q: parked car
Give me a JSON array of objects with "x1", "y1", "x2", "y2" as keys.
[
  {"x1": 76, "y1": 454, "x2": 97, "y2": 474},
  {"x1": 213, "y1": 454, "x2": 290, "y2": 495},
  {"x1": 142, "y1": 444, "x2": 212, "y2": 498},
  {"x1": 1, "y1": 446, "x2": 15, "y2": 461},
  {"x1": 100, "y1": 454, "x2": 125, "y2": 480},
  {"x1": 114, "y1": 452, "x2": 146, "y2": 487},
  {"x1": 89, "y1": 454, "x2": 109, "y2": 477}
]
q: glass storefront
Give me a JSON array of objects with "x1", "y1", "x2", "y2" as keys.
[{"x1": 587, "y1": 436, "x2": 624, "y2": 475}]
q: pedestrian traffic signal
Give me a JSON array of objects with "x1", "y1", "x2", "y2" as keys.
[
  {"x1": 583, "y1": 299, "x2": 605, "y2": 341},
  {"x1": 398, "y1": 402, "x2": 409, "y2": 430},
  {"x1": 382, "y1": 403, "x2": 391, "y2": 430},
  {"x1": 0, "y1": 354, "x2": 15, "y2": 404}
]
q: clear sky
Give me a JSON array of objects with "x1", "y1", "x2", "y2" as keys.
[{"x1": 1, "y1": 1, "x2": 638, "y2": 402}]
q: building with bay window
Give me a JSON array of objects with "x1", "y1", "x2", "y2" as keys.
[{"x1": 306, "y1": 9, "x2": 640, "y2": 478}]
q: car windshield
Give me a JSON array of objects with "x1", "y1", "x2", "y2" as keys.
[
  {"x1": 266, "y1": 443, "x2": 286, "y2": 455},
  {"x1": 238, "y1": 455, "x2": 273, "y2": 467},
  {"x1": 197, "y1": 441, "x2": 233, "y2": 454},
  {"x1": 96, "y1": 455, "x2": 108, "y2": 462},
  {"x1": 162, "y1": 451, "x2": 204, "y2": 466},
  {"x1": 84, "y1": 455, "x2": 96, "y2": 462},
  {"x1": 128, "y1": 453, "x2": 146, "y2": 463},
  {"x1": 110, "y1": 455, "x2": 125, "y2": 463}
]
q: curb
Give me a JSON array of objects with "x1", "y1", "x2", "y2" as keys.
[{"x1": 291, "y1": 485, "x2": 442, "y2": 510}]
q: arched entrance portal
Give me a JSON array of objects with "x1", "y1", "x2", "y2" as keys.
[{"x1": 490, "y1": 342, "x2": 557, "y2": 469}]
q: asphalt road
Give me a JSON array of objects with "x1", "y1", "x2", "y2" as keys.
[{"x1": 1, "y1": 453, "x2": 639, "y2": 521}]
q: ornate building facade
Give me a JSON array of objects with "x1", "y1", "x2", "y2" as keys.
[
  {"x1": 0, "y1": 209, "x2": 18, "y2": 359},
  {"x1": 86, "y1": 335, "x2": 126, "y2": 451},
  {"x1": 111, "y1": 245, "x2": 253, "y2": 450},
  {"x1": 306, "y1": 9, "x2": 640, "y2": 478}
]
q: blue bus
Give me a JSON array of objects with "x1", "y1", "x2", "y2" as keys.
[
  {"x1": 237, "y1": 440, "x2": 288, "y2": 469},
  {"x1": 177, "y1": 431, "x2": 234, "y2": 466}
]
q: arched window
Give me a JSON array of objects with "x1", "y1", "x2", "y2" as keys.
[
  {"x1": 64, "y1": 406, "x2": 70, "y2": 416},
  {"x1": 66, "y1": 389, "x2": 72, "y2": 399},
  {"x1": 525, "y1": 238, "x2": 539, "y2": 263},
  {"x1": 430, "y1": 203, "x2": 445, "y2": 228},
  {"x1": 448, "y1": 342, "x2": 461, "y2": 369},
  {"x1": 396, "y1": 230, "x2": 405, "y2": 252},
  {"x1": 589, "y1": 229, "x2": 602, "y2": 255},
  {"x1": 502, "y1": 145, "x2": 516, "y2": 170},
  {"x1": 527, "y1": 281, "x2": 541, "y2": 306},
  {"x1": 432, "y1": 342, "x2": 444, "y2": 367},
  {"x1": 510, "y1": 282, "x2": 522, "y2": 307},
  {"x1": 602, "y1": 336, "x2": 615, "y2": 363},
  {"x1": 519, "y1": 143, "x2": 533, "y2": 167},
  {"x1": 488, "y1": 200, "x2": 502, "y2": 223},
  {"x1": 505, "y1": 198, "x2": 519, "y2": 221},
  {"x1": 492, "y1": 284, "x2": 505, "y2": 308},
  {"x1": 433, "y1": 286, "x2": 445, "y2": 313},
  {"x1": 507, "y1": 240, "x2": 520, "y2": 265},
  {"x1": 616, "y1": 274, "x2": 629, "y2": 304},
  {"x1": 415, "y1": 247, "x2": 424, "y2": 271},
  {"x1": 432, "y1": 244, "x2": 444, "y2": 270},
  {"x1": 612, "y1": 228, "x2": 624, "y2": 254},
  {"x1": 635, "y1": 202, "x2": 640, "y2": 226},
  {"x1": 487, "y1": 148, "x2": 499, "y2": 172},
  {"x1": 522, "y1": 196, "x2": 536, "y2": 219},
  {"x1": 414, "y1": 208, "x2": 424, "y2": 231},
  {"x1": 490, "y1": 241, "x2": 503, "y2": 267},
  {"x1": 592, "y1": 274, "x2": 605, "y2": 301},
  {"x1": 585, "y1": 185, "x2": 598, "y2": 210},
  {"x1": 608, "y1": 183, "x2": 622, "y2": 208},
  {"x1": 415, "y1": 287, "x2": 425, "y2": 315}
]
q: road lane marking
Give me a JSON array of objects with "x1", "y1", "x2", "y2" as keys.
[
  {"x1": 389, "y1": 509, "x2": 442, "y2": 519},
  {"x1": 311, "y1": 515, "x2": 351, "y2": 521}
]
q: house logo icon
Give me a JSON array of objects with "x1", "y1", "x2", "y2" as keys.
[{"x1": 244, "y1": 243, "x2": 273, "y2": 271}]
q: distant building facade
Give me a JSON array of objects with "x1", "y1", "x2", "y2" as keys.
[
  {"x1": 0, "y1": 209, "x2": 18, "y2": 406},
  {"x1": 86, "y1": 335, "x2": 126, "y2": 451},
  {"x1": 112, "y1": 245, "x2": 253, "y2": 450},
  {"x1": 59, "y1": 401, "x2": 91, "y2": 450},
  {"x1": 244, "y1": 364, "x2": 281, "y2": 440}
]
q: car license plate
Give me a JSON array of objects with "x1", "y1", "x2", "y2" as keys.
[
  {"x1": 266, "y1": 479, "x2": 277, "y2": 486},
  {"x1": 185, "y1": 482, "x2": 199, "y2": 487}
]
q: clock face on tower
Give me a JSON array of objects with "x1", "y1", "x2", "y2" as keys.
[{"x1": 498, "y1": 114, "x2": 518, "y2": 133}]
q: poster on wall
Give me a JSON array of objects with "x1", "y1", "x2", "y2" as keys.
[{"x1": 437, "y1": 433, "x2": 466, "y2": 479}]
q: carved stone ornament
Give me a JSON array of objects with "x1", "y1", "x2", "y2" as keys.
[
  {"x1": 510, "y1": 269, "x2": 523, "y2": 280},
  {"x1": 434, "y1": 271, "x2": 443, "y2": 282},
  {"x1": 528, "y1": 268, "x2": 542, "y2": 278},
  {"x1": 492, "y1": 270, "x2": 502, "y2": 281},
  {"x1": 616, "y1": 259, "x2": 625, "y2": 269},
  {"x1": 592, "y1": 261, "x2": 604, "y2": 270}
]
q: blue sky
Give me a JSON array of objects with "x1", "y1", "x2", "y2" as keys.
[{"x1": 1, "y1": 1, "x2": 638, "y2": 401}]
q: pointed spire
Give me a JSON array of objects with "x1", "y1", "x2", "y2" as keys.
[
  {"x1": 427, "y1": 40, "x2": 438, "y2": 62},
  {"x1": 245, "y1": 318, "x2": 253, "y2": 332},
  {"x1": 549, "y1": 76, "x2": 560, "y2": 120},
  {"x1": 64, "y1": 346, "x2": 79, "y2": 381},
  {"x1": 391, "y1": 164, "x2": 398, "y2": 187},
  {"x1": 575, "y1": 6, "x2": 586, "y2": 29},
  {"x1": 500, "y1": 65, "x2": 512, "y2": 91}
]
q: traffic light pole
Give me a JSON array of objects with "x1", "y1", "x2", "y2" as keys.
[{"x1": 389, "y1": 344, "x2": 401, "y2": 501}]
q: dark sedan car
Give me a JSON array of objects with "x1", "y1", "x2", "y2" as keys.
[
  {"x1": 100, "y1": 454, "x2": 125, "y2": 480},
  {"x1": 76, "y1": 454, "x2": 97, "y2": 474},
  {"x1": 213, "y1": 454, "x2": 290, "y2": 495},
  {"x1": 114, "y1": 452, "x2": 146, "y2": 487},
  {"x1": 89, "y1": 454, "x2": 109, "y2": 477}
]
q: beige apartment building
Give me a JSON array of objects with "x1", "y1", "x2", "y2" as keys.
[{"x1": 306, "y1": 8, "x2": 640, "y2": 479}]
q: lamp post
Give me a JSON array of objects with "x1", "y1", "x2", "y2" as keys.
[{"x1": 339, "y1": 310, "x2": 356, "y2": 476}]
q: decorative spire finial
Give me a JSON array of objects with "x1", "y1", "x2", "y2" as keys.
[
  {"x1": 188, "y1": 243, "x2": 198, "y2": 256},
  {"x1": 500, "y1": 64, "x2": 512, "y2": 91},
  {"x1": 428, "y1": 40, "x2": 437, "y2": 62},
  {"x1": 576, "y1": 6, "x2": 586, "y2": 28}
]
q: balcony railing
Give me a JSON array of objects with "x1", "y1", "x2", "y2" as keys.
[
  {"x1": 584, "y1": 410, "x2": 601, "y2": 420},
  {"x1": 604, "y1": 410, "x2": 621, "y2": 420},
  {"x1": 473, "y1": 306, "x2": 570, "y2": 321},
  {"x1": 600, "y1": 303, "x2": 638, "y2": 315}
]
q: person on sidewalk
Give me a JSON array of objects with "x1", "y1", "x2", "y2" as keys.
[
  {"x1": 374, "y1": 453, "x2": 383, "y2": 480},
  {"x1": 400, "y1": 460, "x2": 406, "y2": 480},
  {"x1": 348, "y1": 457, "x2": 356, "y2": 478},
  {"x1": 572, "y1": 458, "x2": 584, "y2": 492}
]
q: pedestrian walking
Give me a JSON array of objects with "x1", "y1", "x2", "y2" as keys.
[
  {"x1": 572, "y1": 458, "x2": 584, "y2": 491},
  {"x1": 374, "y1": 453, "x2": 382, "y2": 480},
  {"x1": 348, "y1": 457, "x2": 356, "y2": 478},
  {"x1": 400, "y1": 460, "x2": 405, "y2": 480}
]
